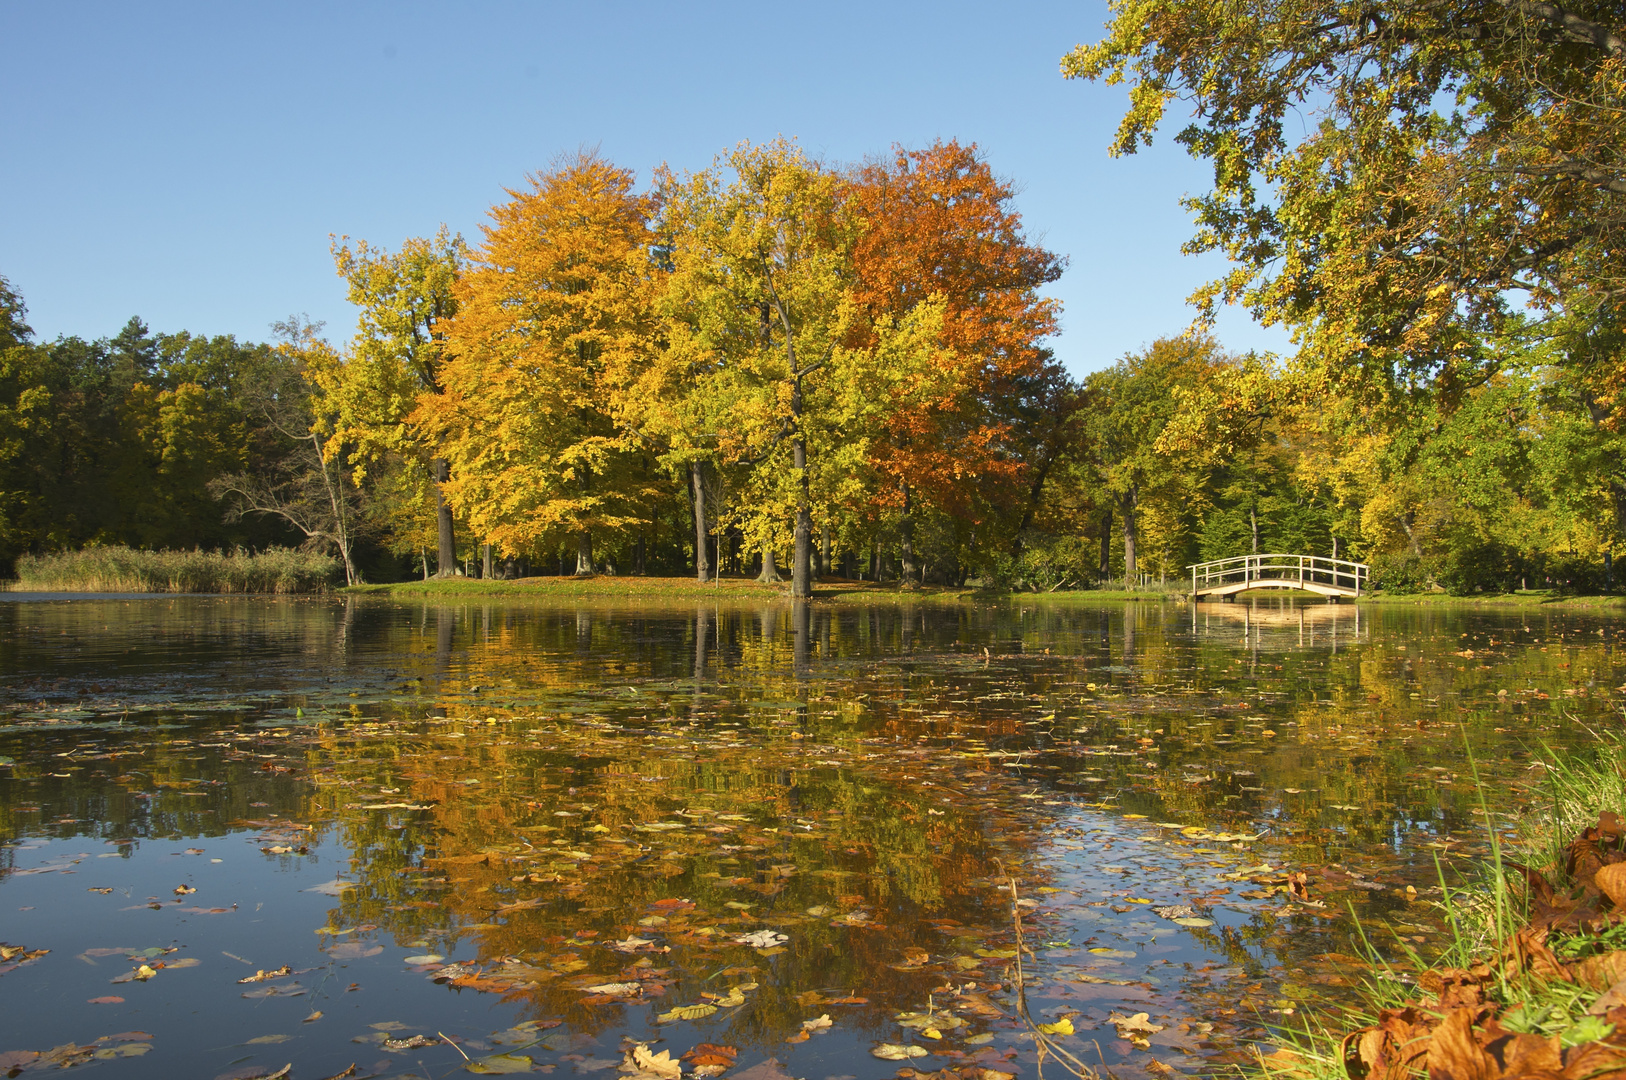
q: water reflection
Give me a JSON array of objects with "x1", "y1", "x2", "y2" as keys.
[{"x1": 0, "y1": 595, "x2": 1622, "y2": 1080}]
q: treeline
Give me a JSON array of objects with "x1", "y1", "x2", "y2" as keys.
[{"x1": 2, "y1": 137, "x2": 1622, "y2": 594}]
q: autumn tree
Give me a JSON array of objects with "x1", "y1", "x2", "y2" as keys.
[
  {"x1": 846, "y1": 140, "x2": 1070, "y2": 576},
  {"x1": 418, "y1": 151, "x2": 663, "y2": 573},
  {"x1": 1064, "y1": 0, "x2": 1626, "y2": 399},
  {"x1": 324, "y1": 227, "x2": 466, "y2": 574},
  {"x1": 656, "y1": 140, "x2": 859, "y2": 599}
]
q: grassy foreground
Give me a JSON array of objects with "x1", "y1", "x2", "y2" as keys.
[
  {"x1": 11, "y1": 546, "x2": 339, "y2": 593},
  {"x1": 1253, "y1": 736, "x2": 1626, "y2": 1080}
]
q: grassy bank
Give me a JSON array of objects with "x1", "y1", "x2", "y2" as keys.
[
  {"x1": 342, "y1": 575, "x2": 1198, "y2": 603},
  {"x1": 1254, "y1": 736, "x2": 1626, "y2": 1080},
  {"x1": 11, "y1": 546, "x2": 338, "y2": 593}
]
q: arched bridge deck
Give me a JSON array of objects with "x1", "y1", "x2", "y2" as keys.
[{"x1": 1187, "y1": 554, "x2": 1368, "y2": 600}]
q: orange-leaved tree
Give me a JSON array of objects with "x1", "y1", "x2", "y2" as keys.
[
  {"x1": 845, "y1": 140, "x2": 1069, "y2": 577},
  {"x1": 415, "y1": 151, "x2": 666, "y2": 572}
]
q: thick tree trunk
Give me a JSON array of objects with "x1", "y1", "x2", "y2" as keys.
[
  {"x1": 575, "y1": 530, "x2": 593, "y2": 575},
  {"x1": 1119, "y1": 486, "x2": 1139, "y2": 582},
  {"x1": 899, "y1": 482, "x2": 916, "y2": 584},
  {"x1": 432, "y1": 457, "x2": 455, "y2": 577},
  {"x1": 1099, "y1": 507, "x2": 1112, "y2": 582},
  {"x1": 691, "y1": 461, "x2": 710, "y2": 583},
  {"x1": 482, "y1": 543, "x2": 492, "y2": 579},
  {"x1": 819, "y1": 525, "x2": 831, "y2": 577},
  {"x1": 792, "y1": 408, "x2": 812, "y2": 599},
  {"x1": 758, "y1": 542, "x2": 781, "y2": 583}
]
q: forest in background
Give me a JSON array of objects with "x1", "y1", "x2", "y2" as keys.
[{"x1": 2, "y1": 108, "x2": 1623, "y2": 596}]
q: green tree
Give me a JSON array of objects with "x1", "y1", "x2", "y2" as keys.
[
  {"x1": 325, "y1": 227, "x2": 467, "y2": 575},
  {"x1": 1064, "y1": 0, "x2": 1626, "y2": 399}
]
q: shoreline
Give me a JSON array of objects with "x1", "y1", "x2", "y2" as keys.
[{"x1": 1244, "y1": 733, "x2": 1626, "y2": 1080}]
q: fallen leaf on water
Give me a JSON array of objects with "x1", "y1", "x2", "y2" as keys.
[
  {"x1": 657, "y1": 1004, "x2": 718, "y2": 1023},
  {"x1": 625, "y1": 1043, "x2": 682, "y2": 1080},
  {"x1": 173, "y1": 885, "x2": 196, "y2": 895},
  {"x1": 1088, "y1": 948, "x2": 1136, "y2": 959},
  {"x1": 873, "y1": 1043, "x2": 928, "y2": 1060},
  {"x1": 0, "y1": 944, "x2": 48, "y2": 963},
  {"x1": 303, "y1": 1011, "x2": 323, "y2": 1023},
  {"x1": 735, "y1": 930, "x2": 787, "y2": 949},
  {"x1": 682, "y1": 1044, "x2": 738, "y2": 1068},
  {"x1": 88, "y1": 996, "x2": 125, "y2": 1004},
  {"x1": 466, "y1": 1054, "x2": 535, "y2": 1074},
  {"x1": 1173, "y1": 916, "x2": 1215, "y2": 927},
  {"x1": 382, "y1": 1034, "x2": 440, "y2": 1050},
  {"x1": 403, "y1": 954, "x2": 444, "y2": 965},
  {"x1": 1107, "y1": 1012, "x2": 1165, "y2": 1036},
  {"x1": 247, "y1": 1034, "x2": 292, "y2": 1044},
  {"x1": 975, "y1": 948, "x2": 1017, "y2": 959},
  {"x1": 801, "y1": 1014, "x2": 833, "y2": 1031},
  {"x1": 783, "y1": 1030, "x2": 810, "y2": 1045},
  {"x1": 1036, "y1": 1018, "x2": 1075, "y2": 1036},
  {"x1": 238, "y1": 966, "x2": 293, "y2": 983},
  {"x1": 583, "y1": 981, "x2": 642, "y2": 997}
]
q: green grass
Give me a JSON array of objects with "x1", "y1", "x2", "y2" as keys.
[
  {"x1": 343, "y1": 574, "x2": 794, "y2": 600},
  {"x1": 11, "y1": 546, "x2": 339, "y2": 593},
  {"x1": 1358, "y1": 589, "x2": 1626, "y2": 609}
]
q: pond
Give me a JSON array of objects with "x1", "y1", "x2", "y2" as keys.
[{"x1": 0, "y1": 595, "x2": 1621, "y2": 1080}]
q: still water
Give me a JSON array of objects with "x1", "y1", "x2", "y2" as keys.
[{"x1": 0, "y1": 596, "x2": 1621, "y2": 1080}]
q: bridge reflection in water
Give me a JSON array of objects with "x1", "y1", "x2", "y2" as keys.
[
  {"x1": 1187, "y1": 553, "x2": 1369, "y2": 599},
  {"x1": 1190, "y1": 596, "x2": 1367, "y2": 653}
]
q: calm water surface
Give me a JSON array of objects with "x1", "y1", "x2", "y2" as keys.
[{"x1": 1, "y1": 596, "x2": 1622, "y2": 1080}]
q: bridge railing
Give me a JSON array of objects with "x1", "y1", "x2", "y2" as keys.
[{"x1": 1186, "y1": 554, "x2": 1369, "y2": 596}]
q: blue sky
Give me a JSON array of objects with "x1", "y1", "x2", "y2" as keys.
[{"x1": 1, "y1": 1, "x2": 1292, "y2": 375}]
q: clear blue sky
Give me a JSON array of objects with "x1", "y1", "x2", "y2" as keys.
[{"x1": 1, "y1": 1, "x2": 1291, "y2": 375}]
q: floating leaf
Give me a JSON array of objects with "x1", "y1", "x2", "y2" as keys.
[
  {"x1": 466, "y1": 1053, "x2": 534, "y2": 1074},
  {"x1": 1036, "y1": 1017, "x2": 1074, "y2": 1036},
  {"x1": 1088, "y1": 948, "x2": 1136, "y2": 958},
  {"x1": 657, "y1": 1004, "x2": 718, "y2": 1023},
  {"x1": 872, "y1": 1044, "x2": 928, "y2": 1060},
  {"x1": 1173, "y1": 916, "x2": 1215, "y2": 927}
]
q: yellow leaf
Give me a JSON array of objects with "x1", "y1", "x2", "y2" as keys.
[
  {"x1": 656, "y1": 1004, "x2": 718, "y2": 1023},
  {"x1": 1037, "y1": 1017, "x2": 1075, "y2": 1036}
]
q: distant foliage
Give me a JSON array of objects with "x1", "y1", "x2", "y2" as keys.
[{"x1": 13, "y1": 546, "x2": 338, "y2": 593}]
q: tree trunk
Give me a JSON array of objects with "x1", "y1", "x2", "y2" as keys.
[
  {"x1": 575, "y1": 530, "x2": 593, "y2": 575},
  {"x1": 691, "y1": 460, "x2": 710, "y2": 583},
  {"x1": 792, "y1": 386, "x2": 812, "y2": 600},
  {"x1": 758, "y1": 542, "x2": 781, "y2": 583},
  {"x1": 432, "y1": 457, "x2": 455, "y2": 577},
  {"x1": 1119, "y1": 487, "x2": 1139, "y2": 582},
  {"x1": 1249, "y1": 505, "x2": 1260, "y2": 554},
  {"x1": 1099, "y1": 506, "x2": 1112, "y2": 582},
  {"x1": 819, "y1": 525, "x2": 831, "y2": 577},
  {"x1": 634, "y1": 534, "x2": 646, "y2": 576},
  {"x1": 421, "y1": 547, "x2": 430, "y2": 582},
  {"x1": 899, "y1": 482, "x2": 916, "y2": 584},
  {"x1": 482, "y1": 543, "x2": 492, "y2": 579}
]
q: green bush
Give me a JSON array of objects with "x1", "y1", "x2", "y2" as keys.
[{"x1": 12, "y1": 546, "x2": 338, "y2": 593}]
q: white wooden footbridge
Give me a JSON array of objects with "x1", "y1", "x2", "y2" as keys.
[{"x1": 1187, "y1": 554, "x2": 1369, "y2": 600}]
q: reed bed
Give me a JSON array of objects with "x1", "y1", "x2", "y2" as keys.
[{"x1": 11, "y1": 546, "x2": 338, "y2": 594}]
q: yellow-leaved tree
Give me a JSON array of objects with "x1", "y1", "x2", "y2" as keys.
[
  {"x1": 320, "y1": 227, "x2": 466, "y2": 574},
  {"x1": 416, "y1": 151, "x2": 666, "y2": 573}
]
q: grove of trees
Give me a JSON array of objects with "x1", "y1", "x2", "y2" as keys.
[{"x1": 4, "y1": 82, "x2": 1624, "y2": 594}]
